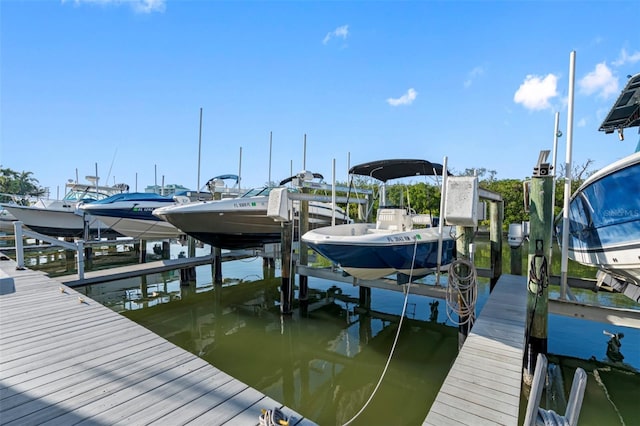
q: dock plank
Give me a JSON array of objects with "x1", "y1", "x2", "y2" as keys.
[
  {"x1": 0, "y1": 257, "x2": 315, "y2": 425},
  {"x1": 424, "y1": 274, "x2": 527, "y2": 426}
]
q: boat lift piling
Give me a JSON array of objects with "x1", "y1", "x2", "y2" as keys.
[{"x1": 524, "y1": 151, "x2": 554, "y2": 382}]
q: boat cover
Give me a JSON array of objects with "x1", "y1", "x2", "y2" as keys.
[{"x1": 349, "y1": 159, "x2": 447, "y2": 182}]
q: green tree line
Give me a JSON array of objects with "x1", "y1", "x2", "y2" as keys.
[
  {"x1": 321, "y1": 161, "x2": 594, "y2": 230},
  {"x1": 0, "y1": 166, "x2": 47, "y2": 202}
]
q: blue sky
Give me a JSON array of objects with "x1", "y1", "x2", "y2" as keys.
[{"x1": 1, "y1": 0, "x2": 639, "y2": 195}]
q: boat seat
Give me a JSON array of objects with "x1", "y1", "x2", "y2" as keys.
[
  {"x1": 411, "y1": 214, "x2": 432, "y2": 227},
  {"x1": 376, "y1": 208, "x2": 413, "y2": 231}
]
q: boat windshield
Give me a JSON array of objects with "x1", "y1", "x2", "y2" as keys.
[
  {"x1": 63, "y1": 189, "x2": 112, "y2": 202},
  {"x1": 578, "y1": 163, "x2": 640, "y2": 228},
  {"x1": 239, "y1": 187, "x2": 273, "y2": 197}
]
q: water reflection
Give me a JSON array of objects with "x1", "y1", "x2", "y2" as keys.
[
  {"x1": 77, "y1": 258, "x2": 640, "y2": 426},
  {"x1": 81, "y1": 264, "x2": 458, "y2": 425}
]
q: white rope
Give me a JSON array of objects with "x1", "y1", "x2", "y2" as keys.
[
  {"x1": 259, "y1": 407, "x2": 290, "y2": 426},
  {"x1": 341, "y1": 238, "x2": 418, "y2": 425},
  {"x1": 445, "y1": 258, "x2": 478, "y2": 327}
]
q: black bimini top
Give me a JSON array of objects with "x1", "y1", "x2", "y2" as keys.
[
  {"x1": 348, "y1": 159, "x2": 447, "y2": 182},
  {"x1": 599, "y1": 72, "x2": 640, "y2": 133}
]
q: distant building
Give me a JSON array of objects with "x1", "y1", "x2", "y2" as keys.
[{"x1": 144, "y1": 184, "x2": 190, "y2": 196}]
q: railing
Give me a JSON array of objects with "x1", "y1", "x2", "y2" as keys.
[{"x1": 13, "y1": 221, "x2": 85, "y2": 280}]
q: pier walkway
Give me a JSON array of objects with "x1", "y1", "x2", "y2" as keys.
[
  {"x1": 0, "y1": 255, "x2": 315, "y2": 425},
  {"x1": 423, "y1": 274, "x2": 528, "y2": 426}
]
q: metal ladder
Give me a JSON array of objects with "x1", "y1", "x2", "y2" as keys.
[{"x1": 524, "y1": 353, "x2": 588, "y2": 426}]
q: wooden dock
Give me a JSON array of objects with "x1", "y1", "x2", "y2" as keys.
[
  {"x1": 0, "y1": 255, "x2": 316, "y2": 425},
  {"x1": 56, "y1": 250, "x2": 258, "y2": 287},
  {"x1": 423, "y1": 274, "x2": 527, "y2": 426}
]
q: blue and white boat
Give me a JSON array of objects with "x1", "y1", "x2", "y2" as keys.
[
  {"x1": 79, "y1": 192, "x2": 183, "y2": 240},
  {"x1": 561, "y1": 71, "x2": 640, "y2": 290},
  {"x1": 562, "y1": 151, "x2": 640, "y2": 287},
  {"x1": 301, "y1": 159, "x2": 455, "y2": 280}
]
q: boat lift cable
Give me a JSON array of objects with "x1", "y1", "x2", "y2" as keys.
[
  {"x1": 445, "y1": 258, "x2": 478, "y2": 327},
  {"x1": 341, "y1": 238, "x2": 419, "y2": 426}
]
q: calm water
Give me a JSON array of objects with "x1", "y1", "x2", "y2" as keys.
[{"x1": 74, "y1": 249, "x2": 640, "y2": 426}]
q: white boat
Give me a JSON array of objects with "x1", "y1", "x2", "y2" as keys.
[
  {"x1": 560, "y1": 151, "x2": 640, "y2": 287},
  {"x1": 301, "y1": 159, "x2": 456, "y2": 280},
  {"x1": 78, "y1": 175, "x2": 244, "y2": 240},
  {"x1": 560, "y1": 71, "x2": 640, "y2": 292},
  {"x1": 78, "y1": 192, "x2": 183, "y2": 240},
  {"x1": 1, "y1": 177, "x2": 129, "y2": 238},
  {"x1": 153, "y1": 174, "x2": 352, "y2": 249}
]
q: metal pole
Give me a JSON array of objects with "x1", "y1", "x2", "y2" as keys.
[
  {"x1": 550, "y1": 112, "x2": 560, "y2": 261},
  {"x1": 269, "y1": 131, "x2": 273, "y2": 185},
  {"x1": 560, "y1": 51, "x2": 576, "y2": 300},
  {"x1": 238, "y1": 147, "x2": 242, "y2": 189},
  {"x1": 436, "y1": 156, "x2": 448, "y2": 285},
  {"x1": 303, "y1": 134, "x2": 307, "y2": 170},
  {"x1": 197, "y1": 107, "x2": 203, "y2": 193},
  {"x1": 332, "y1": 159, "x2": 336, "y2": 226}
]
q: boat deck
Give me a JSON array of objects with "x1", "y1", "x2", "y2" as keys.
[
  {"x1": 0, "y1": 255, "x2": 316, "y2": 425},
  {"x1": 423, "y1": 274, "x2": 527, "y2": 425}
]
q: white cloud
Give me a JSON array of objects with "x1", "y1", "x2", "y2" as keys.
[
  {"x1": 464, "y1": 66, "x2": 485, "y2": 88},
  {"x1": 387, "y1": 88, "x2": 417, "y2": 106},
  {"x1": 62, "y1": 0, "x2": 166, "y2": 13},
  {"x1": 323, "y1": 25, "x2": 349, "y2": 45},
  {"x1": 579, "y1": 62, "x2": 618, "y2": 99},
  {"x1": 513, "y1": 74, "x2": 558, "y2": 111},
  {"x1": 612, "y1": 48, "x2": 640, "y2": 67},
  {"x1": 577, "y1": 118, "x2": 587, "y2": 128}
]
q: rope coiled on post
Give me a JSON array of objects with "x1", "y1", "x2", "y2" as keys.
[{"x1": 445, "y1": 258, "x2": 478, "y2": 327}]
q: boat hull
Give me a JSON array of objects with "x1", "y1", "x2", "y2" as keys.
[
  {"x1": 80, "y1": 198, "x2": 181, "y2": 240},
  {"x1": 562, "y1": 151, "x2": 640, "y2": 285},
  {"x1": 302, "y1": 223, "x2": 456, "y2": 280},
  {"x1": 2, "y1": 204, "x2": 119, "y2": 238},
  {"x1": 92, "y1": 216, "x2": 182, "y2": 240},
  {"x1": 153, "y1": 196, "x2": 350, "y2": 249}
]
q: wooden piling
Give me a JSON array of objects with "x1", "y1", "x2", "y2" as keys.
[
  {"x1": 511, "y1": 245, "x2": 523, "y2": 275},
  {"x1": 524, "y1": 175, "x2": 553, "y2": 381},
  {"x1": 489, "y1": 200, "x2": 503, "y2": 291},
  {"x1": 455, "y1": 225, "x2": 475, "y2": 349},
  {"x1": 280, "y1": 222, "x2": 293, "y2": 315},
  {"x1": 139, "y1": 239, "x2": 147, "y2": 263},
  {"x1": 298, "y1": 193, "x2": 309, "y2": 302},
  {"x1": 212, "y1": 246, "x2": 222, "y2": 284}
]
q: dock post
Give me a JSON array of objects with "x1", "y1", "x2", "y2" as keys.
[
  {"x1": 139, "y1": 239, "x2": 147, "y2": 263},
  {"x1": 456, "y1": 225, "x2": 475, "y2": 349},
  {"x1": 298, "y1": 190, "x2": 309, "y2": 306},
  {"x1": 489, "y1": 200, "x2": 504, "y2": 291},
  {"x1": 84, "y1": 244, "x2": 93, "y2": 270},
  {"x1": 524, "y1": 156, "x2": 554, "y2": 382},
  {"x1": 212, "y1": 246, "x2": 222, "y2": 284},
  {"x1": 280, "y1": 222, "x2": 293, "y2": 315},
  {"x1": 14, "y1": 221, "x2": 25, "y2": 270},
  {"x1": 511, "y1": 245, "x2": 523, "y2": 275},
  {"x1": 188, "y1": 236, "x2": 196, "y2": 258},
  {"x1": 64, "y1": 237, "x2": 76, "y2": 272}
]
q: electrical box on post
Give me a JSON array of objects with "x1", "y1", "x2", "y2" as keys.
[
  {"x1": 267, "y1": 187, "x2": 290, "y2": 222},
  {"x1": 444, "y1": 176, "x2": 479, "y2": 226}
]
